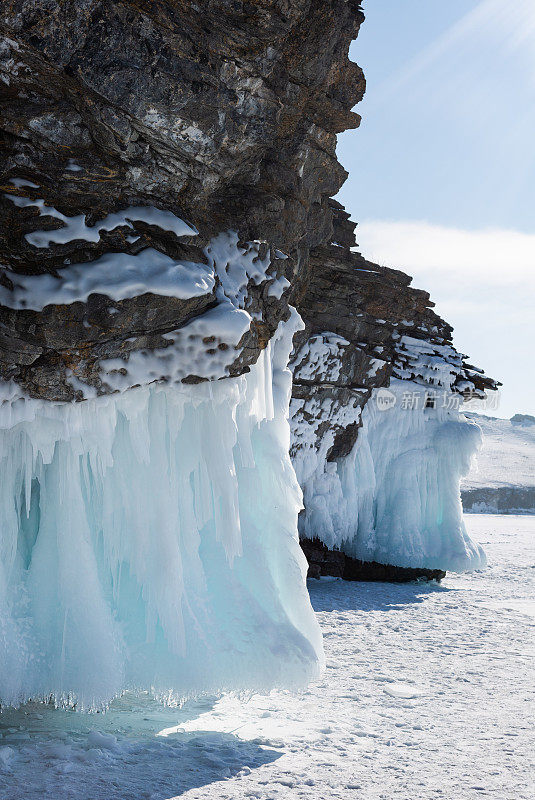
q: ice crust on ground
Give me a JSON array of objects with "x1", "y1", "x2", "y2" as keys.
[
  {"x1": 0, "y1": 307, "x2": 323, "y2": 711},
  {"x1": 292, "y1": 378, "x2": 485, "y2": 571}
]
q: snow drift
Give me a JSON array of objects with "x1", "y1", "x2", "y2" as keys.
[{"x1": 0, "y1": 314, "x2": 323, "y2": 711}]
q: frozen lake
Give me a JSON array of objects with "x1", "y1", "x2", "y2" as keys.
[{"x1": 1, "y1": 514, "x2": 533, "y2": 800}]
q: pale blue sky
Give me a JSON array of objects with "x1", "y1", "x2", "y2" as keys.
[{"x1": 337, "y1": 0, "x2": 535, "y2": 418}]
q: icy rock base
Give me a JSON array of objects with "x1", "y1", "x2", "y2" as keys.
[
  {"x1": 301, "y1": 538, "x2": 446, "y2": 583},
  {"x1": 0, "y1": 319, "x2": 323, "y2": 711},
  {"x1": 296, "y1": 380, "x2": 486, "y2": 573}
]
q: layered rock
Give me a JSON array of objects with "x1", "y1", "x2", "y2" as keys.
[{"x1": 0, "y1": 0, "x2": 364, "y2": 400}]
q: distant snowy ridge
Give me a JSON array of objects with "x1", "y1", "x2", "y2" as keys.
[{"x1": 461, "y1": 412, "x2": 535, "y2": 513}]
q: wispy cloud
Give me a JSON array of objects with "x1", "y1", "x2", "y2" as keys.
[
  {"x1": 356, "y1": 219, "x2": 535, "y2": 418},
  {"x1": 371, "y1": 0, "x2": 535, "y2": 103},
  {"x1": 357, "y1": 219, "x2": 535, "y2": 292}
]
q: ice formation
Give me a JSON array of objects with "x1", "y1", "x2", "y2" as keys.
[
  {"x1": 291, "y1": 324, "x2": 487, "y2": 572},
  {"x1": 0, "y1": 198, "x2": 322, "y2": 709},
  {"x1": 0, "y1": 312, "x2": 323, "y2": 711}
]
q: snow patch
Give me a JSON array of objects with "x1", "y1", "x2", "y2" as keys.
[
  {"x1": 292, "y1": 333, "x2": 351, "y2": 384},
  {"x1": 4, "y1": 191, "x2": 197, "y2": 247},
  {"x1": 99, "y1": 303, "x2": 251, "y2": 393},
  {"x1": 0, "y1": 249, "x2": 215, "y2": 310}
]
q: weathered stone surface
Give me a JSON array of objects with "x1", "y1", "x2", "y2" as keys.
[
  {"x1": 290, "y1": 198, "x2": 498, "y2": 463},
  {"x1": 0, "y1": 0, "x2": 365, "y2": 400}
]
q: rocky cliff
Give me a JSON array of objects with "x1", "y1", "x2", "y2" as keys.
[
  {"x1": 0, "y1": 1, "x2": 498, "y2": 582},
  {"x1": 0, "y1": 0, "x2": 364, "y2": 400}
]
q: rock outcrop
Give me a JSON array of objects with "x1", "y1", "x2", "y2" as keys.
[
  {"x1": 301, "y1": 537, "x2": 446, "y2": 583},
  {"x1": 290, "y1": 200, "x2": 496, "y2": 464},
  {"x1": 0, "y1": 0, "x2": 364, "y2": 400}
]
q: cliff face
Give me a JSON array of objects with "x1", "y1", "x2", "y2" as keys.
[
  {"x1": 0, "y1": 0, "x2": 364, "y2": 400},
  {"x1": 0, "y1": 1, "x2": 498, "y2": 577},
  {"x1": 291, "y1": 201, "x2": 496, "y2": 465}
]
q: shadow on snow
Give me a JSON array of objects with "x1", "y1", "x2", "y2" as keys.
[
  {"x1": 307, "y1": 576, "x2": 452, "y2": 613},
  {"x1": 0, "y1": 696, "x2": 282, "y2": 800}
]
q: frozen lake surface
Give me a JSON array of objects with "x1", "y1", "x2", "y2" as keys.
[{"x1": 1, "y1": 514, "x2": 533, "y2": 800}]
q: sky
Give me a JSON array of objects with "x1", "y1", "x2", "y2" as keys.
[{"x1": 337, "y1": 0, "x2": 535, "y2": 419}]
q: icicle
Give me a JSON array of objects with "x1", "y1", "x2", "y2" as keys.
[{"x1": 0, "y1": 313, "x2": 323, "y2": 711}]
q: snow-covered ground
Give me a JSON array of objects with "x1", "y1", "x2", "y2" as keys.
[
  {"x1": 1, "y1": 514, "x2": 533, "y2": 800},
  {"x1": 461, "y1": 413, "x2": 535, "y2": 513},
  {"x1": 463, "y1": 413, "x2": 535, "y2": 490}
]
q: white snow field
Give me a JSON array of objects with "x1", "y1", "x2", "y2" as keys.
[
  {"x1": 462, "y1": 413, "x2": 535, "y2": 490},
  {"x1": 1, "y1": 513, "x2": 533, "y2": 800},
  {"x1": 461, "y1": 413, "x2": 535, "y2": 513}
]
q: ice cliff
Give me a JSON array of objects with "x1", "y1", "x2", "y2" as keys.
[{"x1": 0, "y1": 1, "x2": 497, "y2": 707}]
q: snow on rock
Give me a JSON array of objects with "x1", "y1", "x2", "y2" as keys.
[
  {"x1": 99, "y1": 303, "x2": 252, "y2": 393},
  {"x1": 4, "y1": 192, "x2": 197, "y2": 247},
  {"x1": 0, "y1": 311, "x2": 323, "y2": 711},
  {"x1": 292, "y1": 333, "x2": 351, "y2": 384},
  {"x1": 0, "y1": 209, "x2": 291, "y2": 401},
  {"x1": 0, "y1": 249, "x2": 215, "y2": 310},
  {"x1": 204, "y1": 231, "x2": 272, "y2": 308},
  {"x1": 393, "y1": 335, "x2": 463, "y2": 389},
  {"x1": 94, "y1": 232, "x2": 282, "y2": 395}
]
